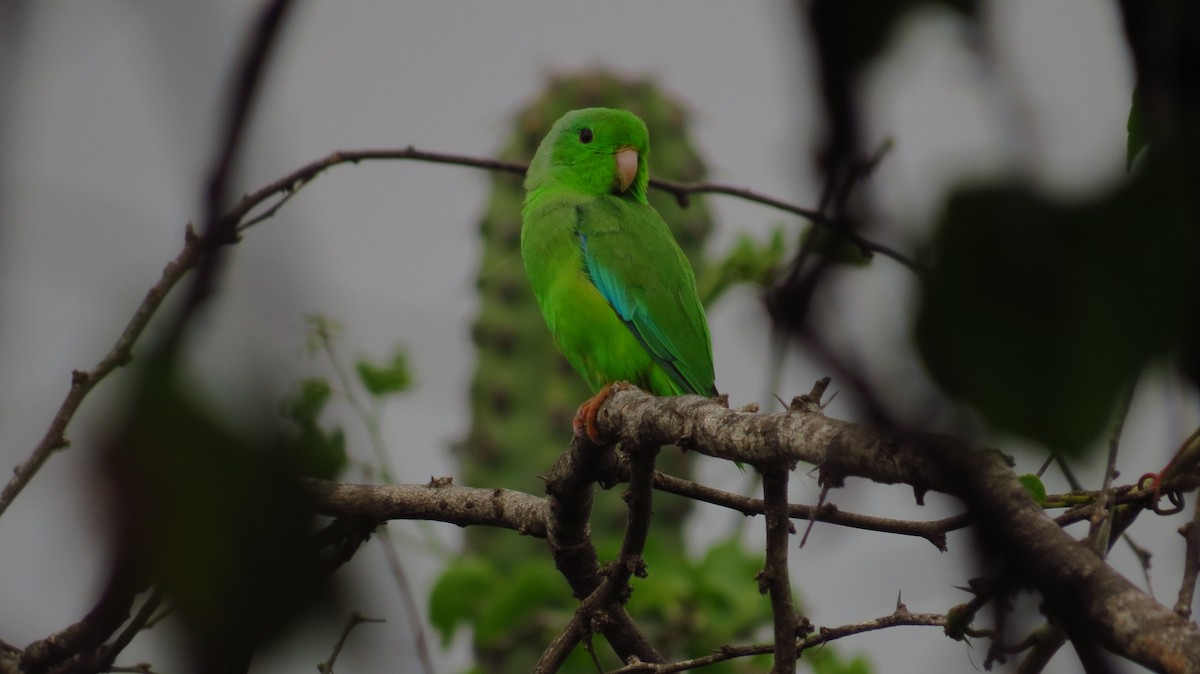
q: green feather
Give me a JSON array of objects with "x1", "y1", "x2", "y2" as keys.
[{"x1": 522, "y1": 108, "x2": 716, "y2": 398}]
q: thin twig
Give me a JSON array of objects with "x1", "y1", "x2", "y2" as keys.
[
  {"x1": 0, "y1": 231, "x2": 202, "y2": 519},
  {"x1": 1175, "y1": 495, "x2": 1200, "y2": 617},
  {"x1": 226, "y1": 146, "x2": 921, "y2": 272},
  {"x1": 317, "y1": 611, "x2": 384, "y2": 674},
  {"x1": 650, "y1": 470, "x2": 968, "y2": 550},
  {"x1": 606, "y1": 608, "x2": 946, "y2": 673},
  {"x1": 310, "y1": 316, "x2": 396, "y2": 482},
  {"x1": 373, "y1": 527, "x2": 434, "y2": 674},
  {"x1": 89, "y1": 586, "x2": 165, "y2": 672},
  {"x1": 1086, "y1": 384, "x2": 1136, "y2": 556}
]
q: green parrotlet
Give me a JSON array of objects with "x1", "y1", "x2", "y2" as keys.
[{"x1": 521, "y1": 107, "x2": 716, "y2": 441}]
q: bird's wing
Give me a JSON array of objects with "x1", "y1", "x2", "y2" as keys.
[{"x1": 576, "y1": 199, "x2": 716, "y2": 396}]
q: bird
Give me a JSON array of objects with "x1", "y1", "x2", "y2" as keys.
[{"x1": 521, "y1": 107, "x2": 716, "y2": 443}]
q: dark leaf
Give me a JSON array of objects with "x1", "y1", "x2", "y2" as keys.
[{"x1": 916, "y1": 158, "x2": 1200, "y2": 453}]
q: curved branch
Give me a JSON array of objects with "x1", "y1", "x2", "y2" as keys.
[
  {"x1": 591, "y1": 387, "x2": 1200, "y2": 673},
  {"x1": 536, "y1": 444, "x2": 661, "y2": 673},
  {"x1": 542, "y1": 436, "x2": 662, "y2": 665}
]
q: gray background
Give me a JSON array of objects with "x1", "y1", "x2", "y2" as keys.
[{"x1": 2, "y1": 1, "x2": 1193, "y2": 672}]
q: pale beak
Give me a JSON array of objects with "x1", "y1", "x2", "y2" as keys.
[{"x1": 615, "y1": 147, "x2": 638, "y2": 193}]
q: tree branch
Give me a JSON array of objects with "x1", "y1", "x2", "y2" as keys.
[
  {"x1": 304, "y1": 478, "x2": 549, "y2": 538},
  {"x1": 224, "y1": 146, "x2": 920, "y2": 272},
  {"x1": 591, "y1": 386, "x2": 1200, "y2": 673},
  {"x1": 760, "y1": 465, "x2": 799, "y2": 673},
  {"x1": 542, "y1": 436, "x2": 662, "y2": 665},
  {"x1": 535, "y1": 444, "x2": 661, "y2": 673},
  {"x1": 1175, "y1": 496, "x2": 1200, "y2": 618}
]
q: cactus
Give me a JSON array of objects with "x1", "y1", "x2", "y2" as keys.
[{"x1": 449, "y1": 72, "x2": 714, "y2": 670}]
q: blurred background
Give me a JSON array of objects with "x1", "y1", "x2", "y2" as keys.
[{"x1": 1, "y1": 1, "x2": 1193, "y2": 672}]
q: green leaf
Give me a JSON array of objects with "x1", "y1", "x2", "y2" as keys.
[
  {"x1": 284, "y1": 377, "x2": 332, "y2": 423},
  {"x1": 692, "y1": 538, "x2": 772, "y2": 639},
  {"x1": 279, "y1": 378, "x2": 346, "y2": 479},
  {"x1": 474, "y1": 559, "x2": 565, "y2": 646},
  {"x1": 356, "y1": 348, "x2": 413, "y2": 397},
  {"x1": 699, "y1": 227, "x2": 787, "y2": 306},
  {"x1": 915, "y1": 159, "x2": 1200, "y2": 453},
  {"x1": 428, "y1": 556, "x2": 500, "y2": 646},
  {"x1": 1017, "y1": 474, "x2": 1047, "y2": 505},
  {"x1": 808, "y1": 645, "x2": 874, "y2": 674},
  {"x1": 1126, "y1": 88, "x2": 1147, "y2": 173},
  {"x1": 105, "y1": 365, "x2": 326, "y2": 658}
]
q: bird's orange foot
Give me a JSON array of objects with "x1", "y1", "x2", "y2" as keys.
[{"x1": 572, "y1": 382, "x2": 632, "y2": 444}]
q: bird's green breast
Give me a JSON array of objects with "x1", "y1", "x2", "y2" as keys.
[{"x1": 521, "y1": 191, "x2": 682, "y2": 395}]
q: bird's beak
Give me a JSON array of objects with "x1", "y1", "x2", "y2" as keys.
[{"x1": 615, "y1": 147, "x2": 638, "y2": 193}]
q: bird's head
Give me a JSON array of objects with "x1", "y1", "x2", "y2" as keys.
[{"x1": 525, "y1": 108, "x2": 650, "y2": 203}]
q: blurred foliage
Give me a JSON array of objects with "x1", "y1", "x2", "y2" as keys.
[
  {"x1": 430, "y1": 537, "x2": 776, "y2": 673},
  {"x1": 356, "y1": 349, "x2": 413, "y2": 397},
  {"x1": 280, "y1": 377, "x2": 347, "y2": 480},
  {"x1": 807, "y1": 646, "x2": 873, "y2": 674},
  {"x1": 103, "y1": 361, "x2": 330, "y2": 667},
  {"x1": 698, "y1": 226, "x2": 788, "y2": 305},
  {"x1": 915, "y1": 154, "x2": 1200, "y2": 453},
  {"x1": 815, "y1": 0, "x2": 975, "y2": 74}
]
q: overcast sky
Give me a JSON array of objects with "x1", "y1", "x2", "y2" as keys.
[{"x1": 1, "y1": 2, "x2": 1189, "y2": 673}]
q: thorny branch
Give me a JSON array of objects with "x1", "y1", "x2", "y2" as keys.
[{"x1": 585, "y1": 387, "x2": 1200, "y2": 673}]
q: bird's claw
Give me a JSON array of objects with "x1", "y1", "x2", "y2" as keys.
[{"x1": 573, "y1": 381, "x2": 631, "y2": 444}]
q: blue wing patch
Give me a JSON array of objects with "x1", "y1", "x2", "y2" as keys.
[{"x1": 579, "y1": 232, "x2": 697, "y2": 395}]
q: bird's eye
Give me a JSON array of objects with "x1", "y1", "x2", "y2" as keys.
[{"x1": 578, "y1": 128, "x2": 593, "y2": 144}]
